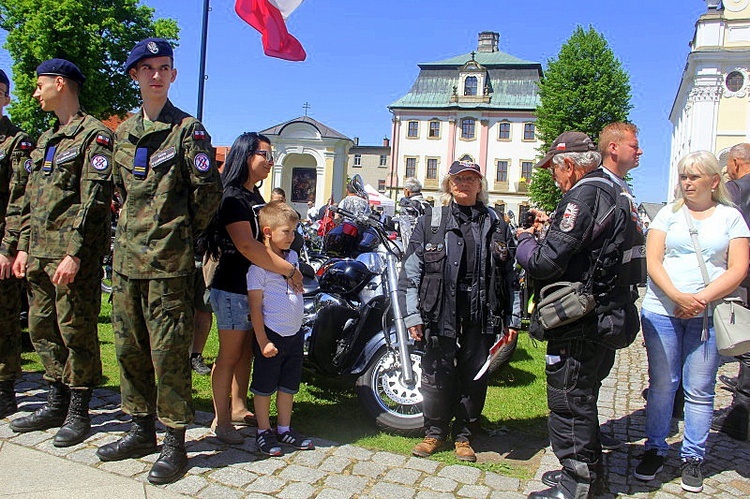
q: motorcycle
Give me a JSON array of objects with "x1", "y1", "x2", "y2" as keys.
[{"x1": 301, "y1": 177, "x2": 423, "y2": 435}]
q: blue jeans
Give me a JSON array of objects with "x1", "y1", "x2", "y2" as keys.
[{"x1": 641, "y1": 309, "x2": 719, "y2": 460}]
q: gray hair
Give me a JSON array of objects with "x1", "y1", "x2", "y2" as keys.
[
  {"x1": 403, "y1": 177, "x2": 422, "y2": 193},
  {"x1": 551, "y1": 151, "x2": 602, "y2": 172},
  {"x1": 439, "y1": 174, "x2": 489, "y2": 206},
  {"x1": 728, "y1": 143, "x2": 750, "y2": 162}
]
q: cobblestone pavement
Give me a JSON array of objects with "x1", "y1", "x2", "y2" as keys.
[{"x1": 1, "y1": 340, "x2": 749, "y2": 498}]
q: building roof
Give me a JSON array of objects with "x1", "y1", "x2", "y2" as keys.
[
  {"x1": 260, "y1": 115, "x2": 351, "y2": 141},
  {"x1": 422, "y1": 50, "x2": 538, "y2": 67},
  {"x1": 389, "y1": 66, "x2": 541, "y2": 110}
]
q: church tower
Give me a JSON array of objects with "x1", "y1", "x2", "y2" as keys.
[{"x1": 668, "y1": 0, "x2": 750, "y2": 199}]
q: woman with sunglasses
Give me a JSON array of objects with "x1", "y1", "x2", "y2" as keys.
[{"x1": 205, "y1": 132, "x2": 302, "y2": 444}]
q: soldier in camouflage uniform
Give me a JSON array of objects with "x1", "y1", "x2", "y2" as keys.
[
  {"x1": 96, "y1": 38, "x2": 222, "y2": 485},
  {"x1": 0, "y1": 69, "x2": 33, "y2": 419},
  {"x1": 9, "y1": 59, "x2": 113, "y2": 448}
]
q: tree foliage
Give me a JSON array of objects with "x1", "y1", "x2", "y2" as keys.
[
  {"x1": 529, "y1": 25, "x2": 631, "y2": 212},
  {"x1": 0, "y1": 0, "x2": 179, "y2": 137}
]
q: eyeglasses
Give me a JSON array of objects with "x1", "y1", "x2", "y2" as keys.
[
  {"x1": 255, "y1": 150, "x2": 274, "y2": 162},
  {"x1": 451, "y1": 175, "x2": 480, "y2": 184}
]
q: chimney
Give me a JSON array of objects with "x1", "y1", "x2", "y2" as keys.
[
  {"x1": 477, "y1": 31, "x2": 499, "y2": 53},
  {"x1": 353, "y1": 136, "x2": 359, "y2": 146},
  {"x1": 382, "y1": 137, "x2": 390, "y2": 148}
]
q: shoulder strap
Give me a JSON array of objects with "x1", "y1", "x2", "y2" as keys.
[
  {"x1": 681, "y1": 206, "x2": 711, "y2": 340},
  {"x1": 682, "y1": 206, "x2": 711, "y2": 287},
  {"x1": 430, "y1": 204, "x2": 442, "y2": 233}
]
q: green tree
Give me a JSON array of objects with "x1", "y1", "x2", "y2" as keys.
[
  {"x1": 0, "y1": 0, "x2": 179, "y2": 137},
  {"x1": 529, "y1": 25, "x2": 631, "y2": 212}
]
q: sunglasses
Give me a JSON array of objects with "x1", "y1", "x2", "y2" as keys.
[{"x1": 255, "y1": 150, "x2": 274, "y2": 162}]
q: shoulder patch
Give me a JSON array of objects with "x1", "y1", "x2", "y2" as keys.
[
  {"x1": 24, "y1": 159, "x2": 32, "y2": 173},
  {"x1": 96, "y1": 134, "x2": 112, "y2": 147},
  {"x1": 560, "y1": 202, "x2": 580, "y2": 233},
  {"x1": 19, "y1": 141, "x2": 33, "y2": 151},
  {"x1": 193, "y1": 130, "x2": 206, "y2": 141},
  {"x1": 91, "y1": 154, "x2": 109, "y2": 171},
  {"x1": 194, "y1": 152, "x2": 211, "y2": 172}
]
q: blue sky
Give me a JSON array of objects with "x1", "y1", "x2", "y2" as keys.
[{"x1": 1, "y1": 1, "x2": 711, "y2": 203}]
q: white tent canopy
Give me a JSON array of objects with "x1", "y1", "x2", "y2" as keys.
[{"x1": 364, "y1": 184, "x2": 396, "y2": 216}]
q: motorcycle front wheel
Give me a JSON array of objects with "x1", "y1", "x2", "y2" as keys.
[{"x1": 355, "y1": 346, "x2": 424, "y2": 437}]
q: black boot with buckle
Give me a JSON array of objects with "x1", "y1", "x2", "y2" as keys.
[
  {"x1": 53, "y1": 388, "x2": 92, "y2": 447},
  {"x1": 148, "y1": 426, "x2": 188, "y2": 485},
  {"x1": 0, "y1": 380, "x2": 17, "y2": 419},
  {"x1": 10, "y1": 381, "x2": 69, "y2": 432},
  {"x1": 97, "y1": 414, "x2": 157, "y2": 461}
]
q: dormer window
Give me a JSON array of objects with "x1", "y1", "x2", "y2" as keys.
[
  {"x1": 458, "y1": 58, "x2": 490, "y2": 103},
  {"x1": 464, "y1": 76, "x2": 478, "y2": 96}
]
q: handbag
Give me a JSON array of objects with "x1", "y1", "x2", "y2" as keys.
[{"x1": 683, "y1": 207, "x2": 750, "y2": 356}]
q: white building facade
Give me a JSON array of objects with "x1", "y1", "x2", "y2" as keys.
[
  {"x1": 388, "y1": 32, "x2": 542, "y2": 215},
  {"x1": 669, "y1": 0, "x2": 750, "y2": 200}
]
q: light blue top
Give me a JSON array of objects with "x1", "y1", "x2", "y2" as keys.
[{"x1": 642, "y1": 203, "x2": 750, "y2": 316}]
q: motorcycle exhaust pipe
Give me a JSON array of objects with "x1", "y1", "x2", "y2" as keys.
[{"x1": 385, "y1": 253, "x2": 415, "y2": 385}]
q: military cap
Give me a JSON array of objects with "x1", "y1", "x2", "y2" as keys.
[
  {"x1": 534, "y1": 131, "x2": 596, "y2": 169},
  {"x1": 125, "y1": 38, "x2": 173, "y2": 73},
  {"x1": 36, "y1": 58, "x2": 86, "y2": 85},
  {"x1": 0, "y1": 69, "x2": 9, "y2": 90}
]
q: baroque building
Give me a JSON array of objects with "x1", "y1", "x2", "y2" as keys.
[
  {"x1": 669, "y1": 0, "x2": 750, "y2": 199},
  {"x1": 388, "y1": 31, "x2": 542, "y2": 215}
]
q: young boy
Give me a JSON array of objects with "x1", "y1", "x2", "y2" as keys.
[{"x1": 247, "y1": 201, "x2": 313, "y2": 456}]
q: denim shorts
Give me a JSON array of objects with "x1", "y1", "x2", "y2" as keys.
[{"x1": 209, "y1": 287, "x2": 251, "y2": 331}]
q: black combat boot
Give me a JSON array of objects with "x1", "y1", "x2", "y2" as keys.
[
  {"x1": 97, "y1": 414, "x2": 157, "y2": 461},
  {"x1": 528, "y1": 459, "x2": 598, "y2": 499},
  {"x1": 0, "y1": 380, "x2": 17, "y2": 418},
  {"x1": 10, "y1": 381, "x2": 69, "y2": 432},
  {"x1": 147, "y1": 427, "x2": 188, "y2": 485},
  {"x1": 53, "y1": 388, "x2": 92, "y2": 447}
]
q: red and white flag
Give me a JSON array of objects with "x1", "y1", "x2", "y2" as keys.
[{"x1": 235, "y1": 0, "x2": 307, "y2": 62}]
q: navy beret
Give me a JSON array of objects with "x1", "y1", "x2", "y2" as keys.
[
  {"x1": 125, "y1": 38, "x2": 173, "y2": 73},
  {"x1": 0, "y1": 69, "x2": 9, "y2": 89},
  {"x1": 36, "y1": 59, "x2": 86, "y2": 85}
]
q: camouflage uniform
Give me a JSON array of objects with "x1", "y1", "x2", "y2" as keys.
[
  {"x1": 18, "y1": 111, "x2": 112, "y2": 388},
  {"x1": 0, "y1": 116, "x2": 33, "y2": 383},
  {"x1": 111, "y1": 100, "x2": 221, "y2": 428}
]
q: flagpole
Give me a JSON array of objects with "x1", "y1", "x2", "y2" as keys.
[{"x1": 197, "y1": 0, "x2": 210, "y2": 121}]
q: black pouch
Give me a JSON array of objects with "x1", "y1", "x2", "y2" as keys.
[
  {"x1": 596, "y1": 302, "x2": 640, "y2": 350},
  {"x1": 419, "y1": 248, "x2": 445, "y2": 321}
]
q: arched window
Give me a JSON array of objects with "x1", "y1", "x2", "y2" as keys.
[{"x1": 464, "y1": 76, "x2": 478, "y2": 96}]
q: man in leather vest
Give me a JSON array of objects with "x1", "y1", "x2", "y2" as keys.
[
  {"x1": 712, "y1": 142, "x2": 750, "y2": 440},
  {"x1": 517, "y1": 132, "x2": 641, "y2": 499}
]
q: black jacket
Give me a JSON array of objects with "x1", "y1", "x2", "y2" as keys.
[
  {"x1": 516, "y1": 169, "x2": 641, "y2": 347},
  {"x1": 398, "y1": 201, "x2": 518, "y2": 338}
]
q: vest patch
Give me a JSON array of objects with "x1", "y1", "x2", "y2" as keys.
[{"x1": 560, "y1": 202, "x2": 579, "y2": 232}]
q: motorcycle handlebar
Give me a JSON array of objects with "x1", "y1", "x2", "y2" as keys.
[{"x1": 329, "y1": 205, "x2": 402, "y2": 258}]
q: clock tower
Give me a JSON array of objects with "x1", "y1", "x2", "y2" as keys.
[{"x1": 668, "y1": 1, "x2": 750, "y2": 199}]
